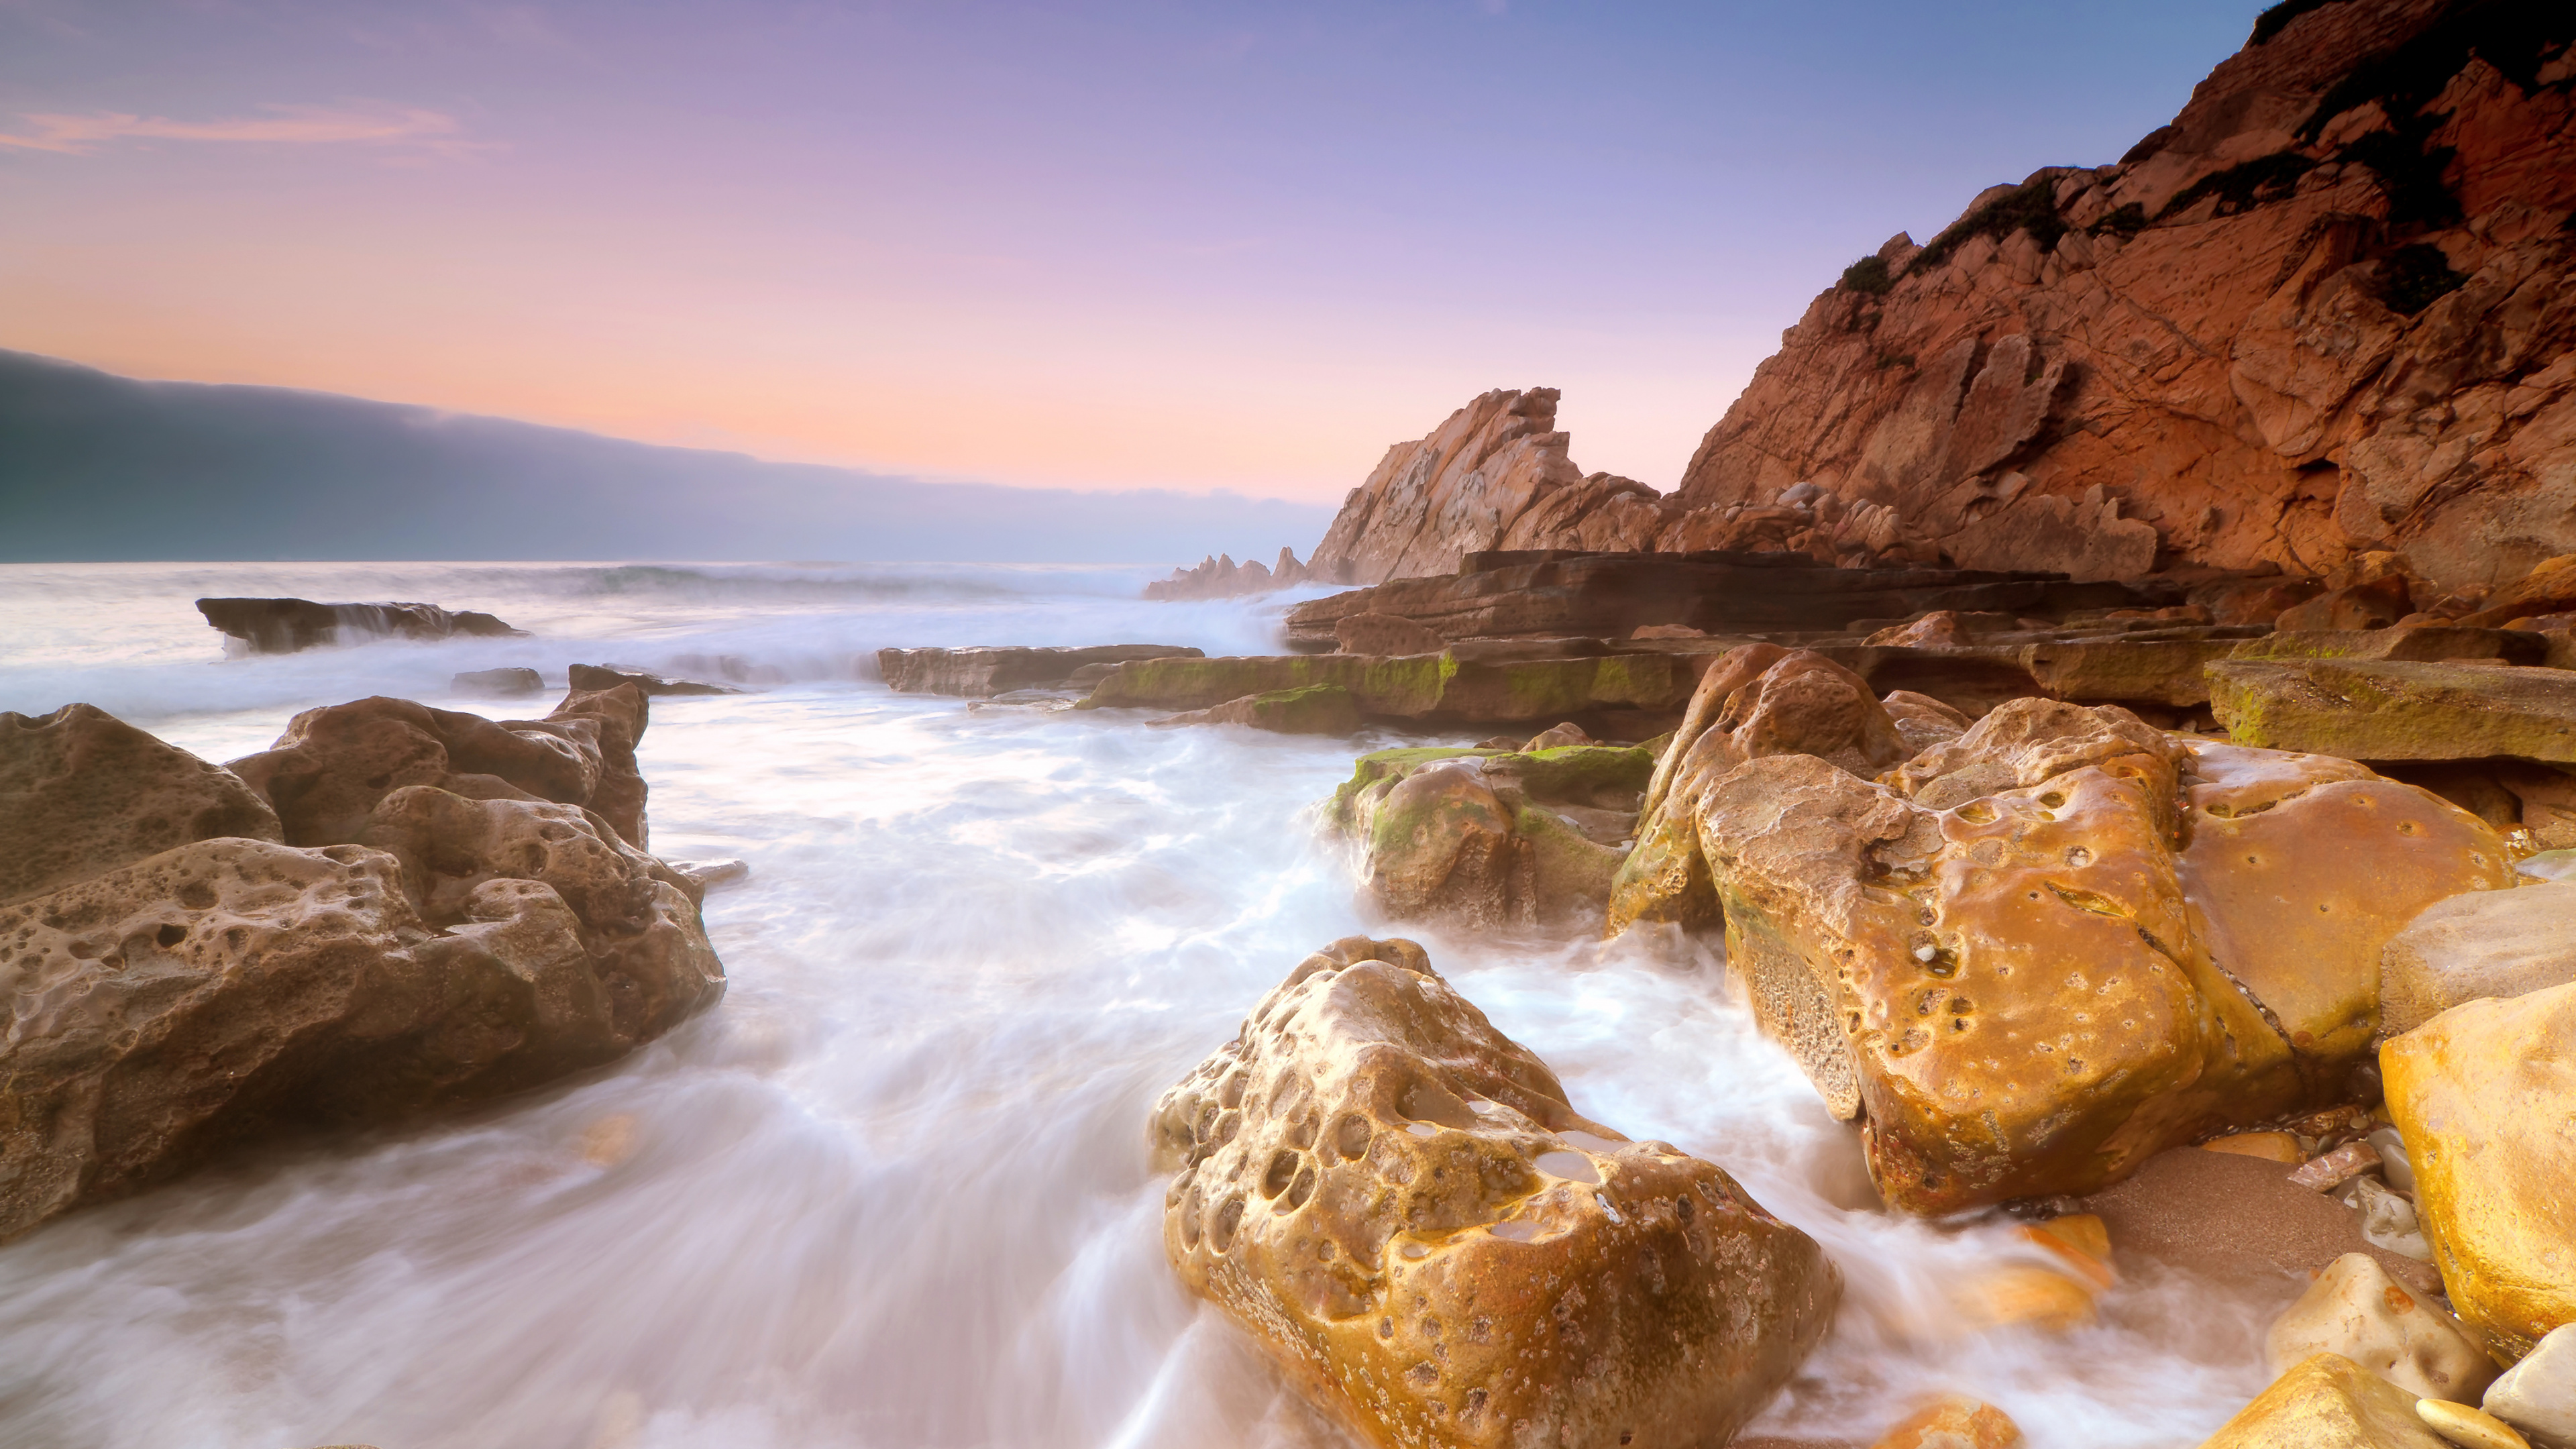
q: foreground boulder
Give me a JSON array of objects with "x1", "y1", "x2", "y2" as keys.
[
  {"x1": 227, "y1": 685, "x2": 654, "y2": 849},
  {"x1": 1328, "y1": 745, "x2": 1654, "y2": 928},
  {"x1": 196, "y1": 596, "x2": 523, "y2": 653},
  {"x1": 1150, "y1": 936, "x2": 1838, "y2": 1448},
  {"x1": 2383, "y1": 981, "x2": 2576, "y2": 1363},
  {"x1": 0, "y1": 694, "x2": 724, "y2": 1242},
  {"x1": 2198, "y1": 1352, "x2": 2450, "y2": 1449},
  {"x1": 875, "y1": 644, "x2": 1203, "y2": 697},
  {"x1": 1621, "y1": 692, "x2": 2512, "y2": 1213},
  {"x1": 2209, "y1": 659, "x2": 2576, "y2": 765},
  {"x1": 1, "y1": 702, "x2": 282, "y2": 906}
]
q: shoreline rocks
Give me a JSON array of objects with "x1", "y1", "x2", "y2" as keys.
[
  {"x1": 196, "y1": 596, "x2": 523, "y2": 653},
  {"x1": 0, "y1": 690, "x2": 724, "y2": 1243},
  {"x1": 1326, "y1": 743, "x2": 1654, "y2": 927},
  {"x1": 1151, "y1": 936, "x2": 1839, "y2": 1448},
  {"x1": 875, "y1": 644, "x2": 1205, "y2": 698}
]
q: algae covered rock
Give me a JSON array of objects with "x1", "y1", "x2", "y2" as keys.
[
  {"x1": 1, "y1": 702, "x2": 282, "y2": 906},
  {"x1": 1666, "y1": 697, "x2": 2510, "y2": 1213},
  {"x1": 2383, "y1": 982, "x2": 2576, "y2": 1364},
  {"x1": 2208, "y1": 660, "x2": 2576, "y2": 764},
  {"x1": 1150, "y1": 936, "x2": 1839, "y2": 1449},
  {"x1": 1149, "y1": 684, "x2": 1362, "y2": 735},
  {"x1": 1329, "y1": 744, "x2": 1652, "y2": 929},
  {"x1": 2381, "y1": 881, "x2": 2576, "y2": 1038},
  {"x1": 2198, "y1": 1352, "x2": 2451, "y2": 1449}
]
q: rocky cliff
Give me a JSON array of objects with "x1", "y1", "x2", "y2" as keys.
[{"x1": 1307, "y1": 0, "x2": 2576, "y2": 592}]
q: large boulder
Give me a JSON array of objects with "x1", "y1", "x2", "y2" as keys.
[
  {"x1": 0, "y1": 828, "x2": 719, "y2": 1242},
  {"x1": 1648, "y1": 697, "x2": 2511, "y2": 1213},
  {"x1": 1, "y1": 703, "x2": 280, "y2": 906},
  {"x1": 2196, "y1": 1352, "x2": 2451, "y2": 1449},
  {"x1": 1150, "y1": 936, "x2": 1839, "y2": 1448},
  {"x1": 2381, "y1": 881, "x2": 2576, "y2": 1038},
  {"x1": 1328, "y1": 746, "x2": 1653, "y2": 928},
  {"x1": 2383, "y1": 981, "x2": 2576, "y2": 1363},
  {"x1": 228, "y1": 685, "x2": 653, "y2": 849},
  {"x1": 2208, "y1": 659, "x2": 2576, "y2": 765},
  {"x1": 1609, "y1": 647, "x2": 1903, "y2": 936}
]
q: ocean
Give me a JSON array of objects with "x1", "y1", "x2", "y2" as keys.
[{"x1": 0, "y1": 561, "x2": 2282, "y2": 1449}]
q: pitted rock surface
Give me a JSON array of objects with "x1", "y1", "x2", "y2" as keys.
[
  {"x1": 0, "y1": 703, "x2": 281, "y2": 906},
  {"x1": 1642, "y1": 697, "x2": 2510, "y2": 1212},
  {"x1": 1150, "y1": 936, "x2": 1839, "y2": 1449}
]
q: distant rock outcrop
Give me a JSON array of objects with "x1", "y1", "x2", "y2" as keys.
[
  {"x1": 1672, "y1": 0, "x2": 2576, "y2": 591},
  {"x1": 196, "y1": 596, "x2": 525, "y2": 653},
  {"x1": 1301, "y1": 1, "x2": 2576, "y2": 593},
  {"x1": 1143, "y1": 547, "x2": 1313, "y2": 600}
]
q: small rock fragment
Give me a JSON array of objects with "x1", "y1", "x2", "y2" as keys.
[
  {"x1": 2484, "y1": 1323, "x2": 2576, "y2": 1449},
  {"x1": 2204, "y1": 1132, "x2": 2306, "y2": 1164},
  {"x1": 2289, "y1": 1140, "x2": 2384, "y2": 1193},
  {"x1": 1870, "y1": 1393, "x2": 2024, "y2": 1448},
  {"x1": 2267, "y1": 1253, "x2": 2497, "y2": 1402},
  {"x1": 2417, "y1": 1399, "x2": 2531, "y2": 1449},
  {"x1": 2359, "y1": 1177, "x2": 2434, "y2": 1262}
]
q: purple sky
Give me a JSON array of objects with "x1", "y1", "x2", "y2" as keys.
[{"x1": 1, "y1": 0, "x2": 2261, "y2": 502}]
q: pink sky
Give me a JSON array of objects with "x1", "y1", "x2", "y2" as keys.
[{"x1": 0, "y1": 1, "x2": 2254, "y2": 503}]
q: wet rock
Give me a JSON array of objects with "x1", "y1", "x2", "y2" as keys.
[
  {"x1": 1660, "y1": 696, "x2": 2510, "y2": 1212},
  {"x1": 2290, "y1": 1140, "x2": 2386, "y2": 1193},
  {"x1": 1, "y1": 702, "x2": 280, "y2": 907},
  {"x1": 663, "y1": 857, "x2": 749, "y2": 892},
  {"x1": 2208, "y1": 661, "x2": 2576, "y2": 765},
  {"x1": 452, "y1": 667, "x2": 544, "y2": 697},
  {"x1": 1952, "y1": 1263, "x2": 2100, "y2": 1333},
  {"x1": 2416, "y1": 1401, "x2": 2531, "y2": 1449},
  {"x1": 2381, "y1": 882, "x2": 2576, "y2": 1038},
  {"x1": 227, "y1": 686, "x2": 655, "y2": 850},
  {"x1": 2358, "y1": 1177, "x2": 2434, "y2": 1263},
  {"x1": 2383, "y1": 982, "x2": 2576, "y2": 1362},
  {"x1": 1334, "y1": 612, "x2": 1443, "y2": 656},
  {"x1": 0, "y1": 828, "x2": 715, "y2": 1243},
  {"x1": 2082, "y1": 1147, "x2": 2440, "y2": 1298},
  {"x1": 2199, "y1": 1352, "x2": 2451, "y2": 1449},
  {"x1": 1150, "y1": 936, "x2": 1839, "y2": 1449},
  {"x1": 566, "y1": 663, "x2": 742, "y2": 697},
  {"x1": 875, "y1": 644, "x2": 1205, "y2": 697},
  {"x1": 195, "y1": 596, "x2": 523, "y2": 654},
  {"x1": 1867, "y1": 1394, "x2": 2025, "y2": 1449},
  {"x1": 2485, "y1": 1324, "x2": 2576, "y2": 1449},
  {"x1": 1079, "y1": 648, "x2": 1710, "y2": 727},
  {"x1": 2267, "y1": 1252, "x2": 2496, "y2": 1401},
  {"x1": 1150, "y1": 684, "x2": 1363, "y2": 735},
  {"x1": 1880, "y1": 690, "x2": 1973, "y2": 755},
  {"x1": 1607, "y1": 649, "x2": 1905, "y2": 938},
  {"x1": 1521, "y1": 720, "x2": 1593, "y2": 751},
  {"x1": 2204, "y1": 1132, "x2": 2306, "y2": 1164},
  {"x1": 1328, "y1": 745, "x2": 1652, "y2": 928}
]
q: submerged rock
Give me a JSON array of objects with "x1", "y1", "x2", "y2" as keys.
[
  {"x1": 1150, "y1": 936, "x2": 1839, "y2": 1449},
  {"x1": 2199, "y1": 1352, "x2": 2451, "y2": 1449},
  {"x1": 451, "y1": 667, "x2": 545, "y2": 697},
  {"x1": 1148, "y1": 684, "x2": 1362, "y2": 735},
  {"x1": 196, "y1": 596, "x2": 525, "y2": 654},
  {"x1": 1328, "y1": 745, "x2": 1654, "y2": 928},
  {"x1": 566, "y1": 663, "x2": 743, "y2": 697},
  {"x1": 1629, "y1": 694, "x2": 2512, "y2": 1213},
  {"x1": 1867, "y1": 1395, "x2": 2025, "y2": 1449},
  {"x1": 2267, "y1": 1252, "x2": 2496, "y2": 1402},
  {"x1": 2383, "y1": 983, "x2": 2576, "y2": 1363},
  {"x1": 1, "y1": 702, "x2": 281, "y2": 907},
  {"x1": 875, "y1": 644, "x2": 1205, "y2": 698}
]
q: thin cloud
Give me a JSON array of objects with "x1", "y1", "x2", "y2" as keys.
[{"x1": 0, "y1": 102, "x2": 490, "y2": 158}]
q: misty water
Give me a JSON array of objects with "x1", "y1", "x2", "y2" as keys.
[{"x1": 0, "y1": 562, "x2": 2288, "y2": 1449}]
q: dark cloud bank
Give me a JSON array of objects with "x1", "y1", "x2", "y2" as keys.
[{"x1": 0, "y1": 349, "x2": 1332, "y2": 564}]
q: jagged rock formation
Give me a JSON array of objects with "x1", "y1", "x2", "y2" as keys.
[
  {"x1": 1299, "y1": 2, "x2": 2575, "y2": 593},
  {"x1": 1672, "y1": 0, "x2": 2576, "y2": 590},
  {"x1": 196, "y1": 596, "x2": 524, "y2": 653},
  {"x1": 1143, "y1": 547, "x2": 1312, "y2": 600}
]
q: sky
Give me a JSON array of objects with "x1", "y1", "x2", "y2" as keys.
[{"x1": 0, "y1": 0, "x2": 2264, "y2": 504}]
